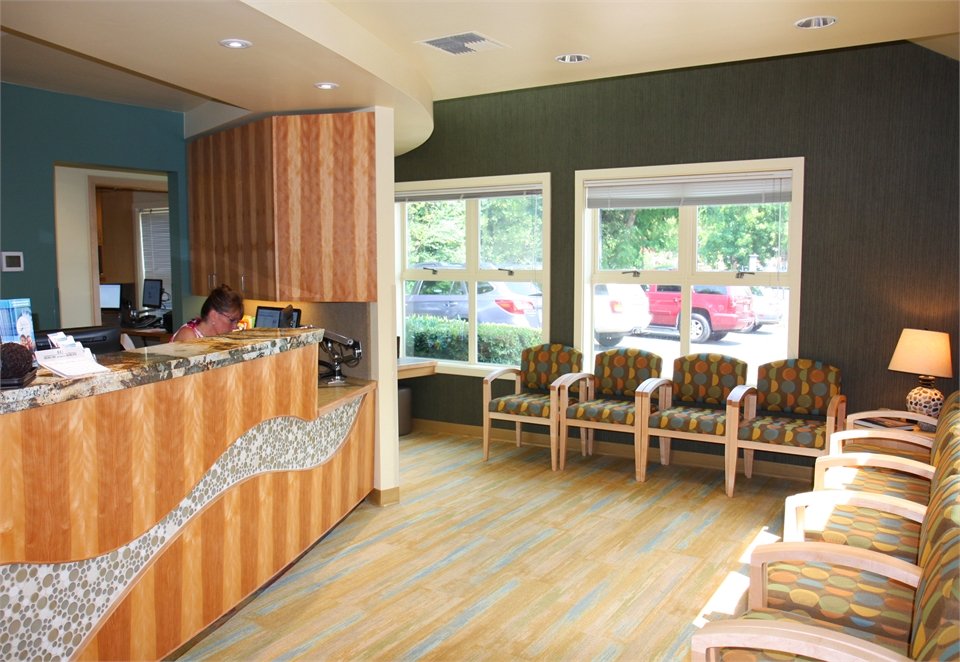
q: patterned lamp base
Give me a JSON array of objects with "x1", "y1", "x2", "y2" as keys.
[{"x1": 906, "y1": 383, "x2": 944, "y2": 428}]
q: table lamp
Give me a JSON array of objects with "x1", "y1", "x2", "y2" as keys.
[{"x1": 887, "y1": 328, "x2": 954, "y2": 418}]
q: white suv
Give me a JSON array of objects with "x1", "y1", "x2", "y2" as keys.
[{"x1": 594, "y1": 283, "x2": 652, "y2": 347}]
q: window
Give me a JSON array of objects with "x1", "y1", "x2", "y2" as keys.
[
  {"x1": 138, "y1": 208, "x2": 172, "y2": 310},
  {"x1": 396, "y1": 174, "x2": 550, "y2": 375},
  {"x1": 575, "y1": 159, "x2": 803, "y2": 382}
]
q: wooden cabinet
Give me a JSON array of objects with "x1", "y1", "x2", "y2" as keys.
[{"x1": 188, "y1": 112, "x2": 376, "y2": 302}]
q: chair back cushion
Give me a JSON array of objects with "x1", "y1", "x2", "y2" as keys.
[
  {"x1": 593, "y1": 348, "x2": 661, "y2": 398},
  {"x1": 942, "y1": 390, "x2": 960, "y2": 417},
  {"x1": 520, "y1": 344, "x2": 582, "y2": 391},
  {"x1": 931, "y1": 409, "x2": 960, "y2": 467},
  {"x1": 917, "y1": 474, "x2": 960, "y2": 568},
  {"x1": 911, "y1": 526, "x2": 960, "y2": 659},
  {"x1": 672, "y1": 353, "x2": 748, "y2": 405},
  {"x1": 755, "y1": 359, "x2": 841, "y2": 415}
]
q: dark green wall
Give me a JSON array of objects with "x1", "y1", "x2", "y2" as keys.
[
  {"x1": 397, "y1": 42, "x2": 960, "y2": 435},
  {"x1": 0, "y1": 83, "x2": 188, "y2": 330}
]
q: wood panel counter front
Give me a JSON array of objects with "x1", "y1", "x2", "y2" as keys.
[{"x1": 0, "y1": 329, "x2": 376, "y2": 661}]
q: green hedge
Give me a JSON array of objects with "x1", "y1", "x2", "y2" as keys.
[{"x1": 405, "y1": 315, "x2": 542, "y2": 365}]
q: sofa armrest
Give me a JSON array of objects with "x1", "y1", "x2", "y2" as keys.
[
  {"x1": 828, "y1": 428, "x2": 933, "y2": 455},
  {"x1": 814, "y1": 452, "x2": 933, "y2": 489}
]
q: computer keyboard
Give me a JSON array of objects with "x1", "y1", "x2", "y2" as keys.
[{"x1": 134, "y1": 315, "x2": 160, "y2": 328}]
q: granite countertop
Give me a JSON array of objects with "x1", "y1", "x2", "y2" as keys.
[{"x1": 0, "y1": 328, "x2": 325, "y2": 415}]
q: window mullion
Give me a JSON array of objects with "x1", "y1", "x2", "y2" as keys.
[{"x1": 466, "y1": 199, "x2": 479, "y2": 364}]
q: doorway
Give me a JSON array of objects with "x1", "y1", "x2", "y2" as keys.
[{"x1": 53, "y1": 166, "x2": 169, "y2": 328}]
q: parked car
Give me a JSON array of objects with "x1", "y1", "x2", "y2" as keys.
[
  {"x1": 594, "y1": 283, "x2": 652, "y2": 347},
  {"x1": 641, "y1": 284, "x2": 754, "y2": 343},
  {"x1": 746, "y1": 286, "x2": 785, "y2": 332},
  {"x1": 406, "y1": 265, "x2": 542, "y2": 328}
]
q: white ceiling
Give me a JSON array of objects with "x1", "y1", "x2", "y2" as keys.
[{"x1": 1, "y1": 1, "x2": 957, "y2": 154}]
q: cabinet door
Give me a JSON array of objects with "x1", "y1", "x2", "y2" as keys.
[
  {"x1": 187, "y1": 136, "x2": 219, "y2": 295},
  {"x1": 273, "y1": 113, "x2": 377, "y2": 302},
  {"x1": 188, "y1": 120, "x2": 277, "y2": 300}
]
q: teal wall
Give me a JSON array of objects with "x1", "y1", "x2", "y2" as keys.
[
  {"x1": 0, "y1": 83, "x2": 188, "y2": 330},
  {"x1": 396, "y1": 42, "x2": 960, "y2": 455}
]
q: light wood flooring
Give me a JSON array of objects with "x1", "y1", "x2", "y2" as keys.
[{"x1": 179, "y1": 432, "x2": 804, "y2": 661}]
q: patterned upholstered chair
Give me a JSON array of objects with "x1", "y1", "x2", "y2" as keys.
[
  {"x1": 728, "y1": 359, "x2": 846, "y2": 496},
  {"x1": 691, "y1": 521, "x2": 960, "y2": 662},
  {"x1": 482, "y1": 344, "x2": 583, "y2": 471},
  {"x1": 638, "y1": 353, "x2": 749, "y2": 497},
  {"x1": 814, "y1": 410, "x2": 960, "y2": 506},
  {"x1": 554, "y1": 348, "x2": 664, "y2": 480}
]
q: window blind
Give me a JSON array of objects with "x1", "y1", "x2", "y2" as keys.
[
  {"x1": 140, "y1": 208, "x2": 172, "y2": 309},
  {"x1": 396, "y1": 184, "x2": 542, "y2": 203},
  {"x1": 585, "y1": 171, "x2": 792, "y2": 209}
]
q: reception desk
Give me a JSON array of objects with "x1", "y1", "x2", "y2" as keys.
[{"x1": 0, "y1": 329, "x2": 375, "y2": 661}]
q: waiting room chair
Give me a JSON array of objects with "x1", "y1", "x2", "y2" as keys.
[
  {"x1": 554, "y1": 348, "x2": 664, "y2": 480},
  {"x1": 639, "y1": 353, "x2": 749, "y2": 497},
  {"x1": 728, "y1": 359, "x2": 846, "y2": 496},
  {"x1": 482, "y1": 343, "x2": 583, "y2": 471}
]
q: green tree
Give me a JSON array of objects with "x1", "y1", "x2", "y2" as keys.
[
  {"x1": 599, "y1": 207, "x2": 679, "y2": 270},
  {"x1": 405, "y1": 201, "x2": 466, "y2": 266},
  {"x1": 697, "y1": 204, "x2": 789, "y2": 271},
  {"x1": 479, "y1": 196, "x2": 542, "y2": 268}
]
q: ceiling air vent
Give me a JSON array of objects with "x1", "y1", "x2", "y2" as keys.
[{"x1": 417, "y1": 32, "x2": 505, "y2": 55}]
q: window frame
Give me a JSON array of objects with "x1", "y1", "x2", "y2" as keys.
[
  {"x1": 396, "y1": 173, "x2": 551, "y2": 377},
  {"x1": 574, "y1": 158, "x2": 803, "y2": 367}
]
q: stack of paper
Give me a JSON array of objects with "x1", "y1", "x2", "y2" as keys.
[{"x1": 35, "y1": 333, "x2": 110, "y2": 378}]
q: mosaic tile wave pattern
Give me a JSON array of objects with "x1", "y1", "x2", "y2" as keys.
[{"x1": 0, "y1": 395, "x2": 362, "y2": 661}]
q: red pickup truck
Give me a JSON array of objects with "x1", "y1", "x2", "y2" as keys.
[{"x1": 644, "y1": 284, "x2": 755, "y2": 343}]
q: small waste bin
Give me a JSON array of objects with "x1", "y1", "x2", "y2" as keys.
[{"x1": 398, "y1": 386, "x2": 413, "y2": 436}]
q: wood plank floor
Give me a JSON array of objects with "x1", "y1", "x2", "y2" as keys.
[{"x1": 179, "y1": 432, "x2": 803, "y2": 661}]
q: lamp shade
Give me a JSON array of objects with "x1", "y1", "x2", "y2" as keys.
[{"x1": 888, "y1": 329, "x2": 954, "y2": 378}]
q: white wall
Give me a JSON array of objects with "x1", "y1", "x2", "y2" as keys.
[{"x1": 53, "y1": 166, "x2": 167, "y2": 328}]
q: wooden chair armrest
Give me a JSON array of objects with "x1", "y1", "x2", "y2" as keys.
[
  {"x1": 691, "y1": 619, "x2": 912, "y2": 662},
  {"x1": 826, "y1": 394, "x2": 847, "y2": 432},
  {"x1": 727, "y1": 384, "x2": 757, "y2": 405},
  {"x1": 553, "y1": 371, "x2": 596, "y2": 402},
  {"x1": 829, "y1": 428, "x2": 933, "y2": 455},
  {"x1": 814, "y1": 453, "x2": 933, "y2": 489},
  {"x1": 482, "y1": 367, "x2": 522, "y2": 384},
  {"x1": 638, "y1": 376, "x2": 672, "y2": 395},
  {"x1": 783, "y1": 490, "x2": 927, "y2": 542},
  {"x1": 749, "y1": 543, "x2": 921, "y2": 609},
  {"x1": 847, "y1": 409, "x2": 938, "y2": 429},
  {"x1": 638, "y1": 377, "x2": 672, "y2": 415}
]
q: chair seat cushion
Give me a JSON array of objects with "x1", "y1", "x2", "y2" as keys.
[
  {"x1": 821, "y1": 466, "x2": 931, "y2": 505},
  {"x1": 765, "y1": 559, "x2": 915, "y2": 642},
  {"x1": 714, "y1": 607, "x2": 908, "y2": 660},
  {"x1": 565, "y1": 398, "x2": 639, "y2": 425},
  {"x1": 738, "y1": 416, "x2": 827, "y2": 450},
  {"x1": 649, "y1": 406, "x2": 726, "y2": 436},
  {"x1": 801, "y1": 503, "x2": 921, "y2": 564},
  {"x1": 489, "y1": 393, "x2": 571, "y2": 418},
  {"x1": 842, "y1": 440, "x2": 931, "y2": 464}
]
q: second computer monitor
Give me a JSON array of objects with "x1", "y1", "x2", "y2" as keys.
[
  {"x1": 142, "y1": 279, "x2": 163, "y2": 309},
  {"x1": 255, "y1": 306, "x2": 301, "y2": 328},
  {"x1": 99, "y1": 283, "x2": 121, "y2": 310}
]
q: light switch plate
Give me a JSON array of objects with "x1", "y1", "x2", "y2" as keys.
[{"x1": 1, "y1": 252, "x2": 24, "y2": 271}]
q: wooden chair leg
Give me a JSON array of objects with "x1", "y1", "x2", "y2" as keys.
[
  {"x1": 587, "y1": 428, "x2": 595, "y2": 456},
  {"x1": 549, "y1": 417, "x2": 558, "y2": 471},
  {"x1": 744, "y1": 449, "x2": 755, "y2": 478},
  {"x1": 483, "y1": 410, "x2": 491, "y2": 461},
  {"x1": 636, "y1": 426, "x2": 648, "y2": 482},
  {"x1": 725, "y1": 439, "x2": 738, "y2": 498},
  {"x1": 559, "y1": 418, "x2": 569, "y2": 470},
  {"x1": 515, "y1": 421, "x2": 522, "y2": 447},
  {"x1": 660, "y1": 436, "x2": 671, "y2": 465}
]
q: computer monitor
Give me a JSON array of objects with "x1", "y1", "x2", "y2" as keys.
[
  {"x1": 255, "y1": 306, "x2": 301, "y2": 328},
  {"x1": 100, "y1": 283, "x2": 121, "y2": 310},
  {"x1": 142, "y1": 279, "x2": 163, "y2": 309},
  {"x1": 35, "y1": 325, "x2": 123, "y2": 357}
]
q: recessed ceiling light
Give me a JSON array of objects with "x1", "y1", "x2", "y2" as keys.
[
  {"x1": 556, "y1": 53, "x2": 590, "y2": 64},
  {"x1": 220, "y1": 38, "x2": 252, "y2": 49},
  {"x1": 314, "y1": 82, "x2": 339, "y2": 90},
  {"x1": 794, "y1": 16, "x2": 838, "y2": 29}
]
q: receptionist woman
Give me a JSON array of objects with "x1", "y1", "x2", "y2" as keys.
[{"x1": 171, "y1": 284, "x2": 244, "y2": 342}]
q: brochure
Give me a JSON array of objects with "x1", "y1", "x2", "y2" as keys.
[
  {"x1": 35, "y1": 334, "x2": 110, "y2": 378},
  {"x1": 0, "y1": 298, "x2": 36, "y2": 355}
]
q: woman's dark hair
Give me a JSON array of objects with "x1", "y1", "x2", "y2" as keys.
[{"x1": 200, "y1": 284, "x2": 244, "y2": 321}]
